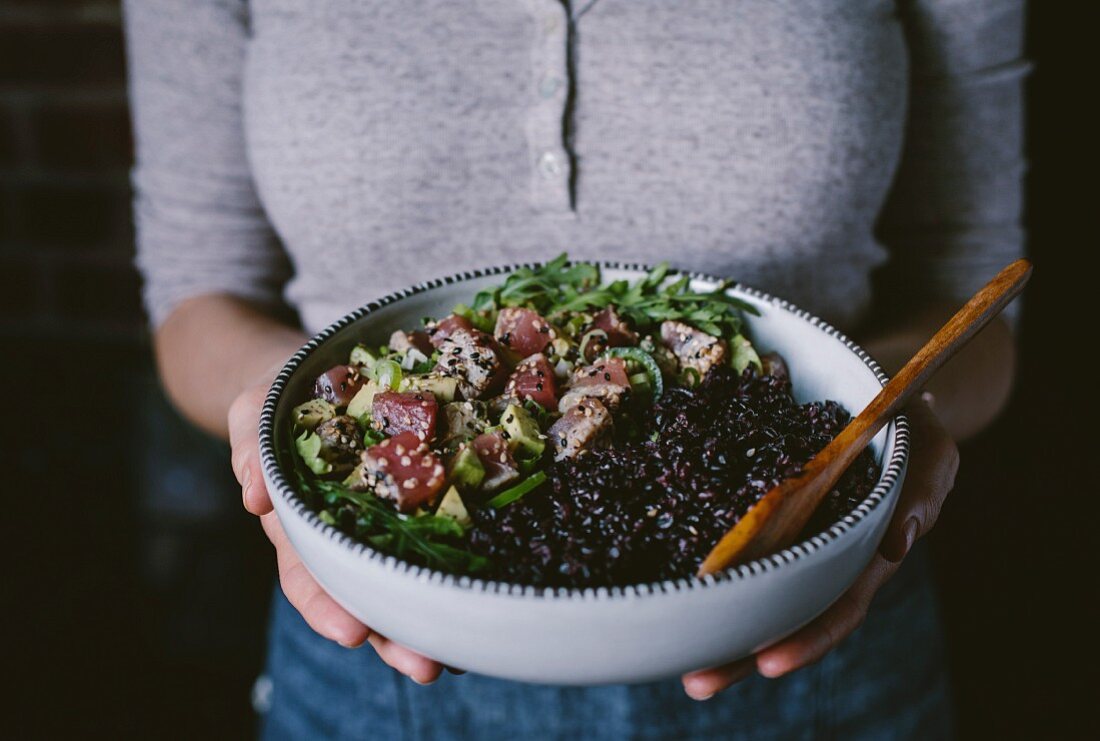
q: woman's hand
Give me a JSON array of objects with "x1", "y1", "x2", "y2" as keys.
[
  {"x1": 681, "y1": 395, "x2": 959, "y2": 700},
  {"x1": 153, "y1": 297, "x2": 447, "y2": 684},
  {"x1": 228, "y1": 379, "x2": 446, "y2": 685}
]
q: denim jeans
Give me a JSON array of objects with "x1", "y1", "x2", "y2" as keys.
[{"x1": 259, "y1": 544, "x2": 951, "y2": 740}]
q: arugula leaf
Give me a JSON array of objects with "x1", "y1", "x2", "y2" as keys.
[
  {"x1": 465, "y1": 254, "x2": 758, "y2": 339},
  {"x1": 296, "y1": 473, "x2": 488, "y2": 574}
]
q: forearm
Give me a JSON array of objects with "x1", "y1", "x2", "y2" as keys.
[
  {"x1": 154, "y1": 295, "x2": 306, "y2": 441},
  {"x1": 860, "y1": 304, "x2": 1017, "y2": 441}
]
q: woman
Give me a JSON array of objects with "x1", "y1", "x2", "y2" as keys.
[{"x1": 124, "y1": 1, "x2": 1025, "y2": 737}]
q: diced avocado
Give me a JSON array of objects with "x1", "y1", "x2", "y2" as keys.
[
  {"x1": 295, "y1": 430, "x2": 333, "y2": 475},
  {"x1": 350, "y1": 344, "x2": 382, "y2": 369},
  {"x1": 501, "y1": 403, "x2": 545, "y2": 458},
  {"x1": 729, "y1": 334, "x2": 763, "y2": 374},
  {"x1": 550, "y1": 337, "x2": 574, "y2": 357},
  {"x1": 435, "y1": 486, "x2": 472, "y2": 528},
  {"x1": 401, "y1": 374, "x2": 459, "y2": 402},
  {"x1": 292, "y1": 398, "x2": 336, "y2": 430},
  {"x1": 346, "y1": 380, "x2": 381, "y2": 423},
  {"x1": 449, "y1": 445, "x2": 485, "y2": 491}
]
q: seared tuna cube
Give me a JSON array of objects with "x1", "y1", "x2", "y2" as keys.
[
  {"x1": 471, "y1": 432, "x2": 521, "y2": 492},
  {"x1": 439, "y1": 400, "x2": 489, "y2": 448},
  {"x1": 388, "y1": 329, "x2": 434, "y2": 357},
  {"x1": 659, "y1": 320, "x2": 728, "y2": 376},
  {"x1": 504, "y1": 353, "x2": 558, "y2": 410},
  {"x1": 314, "y1": 415, "x2": 364, "y2": 471},
  {"x1": 582, "y1": 306, "x2": 638, "y2": 361},
  {"x1": 434, "y1": 328, "x2": 507, "y2": 400},
  {"x1": 558, "y1": 357, "x2": 631, "y2": 412},
  {"x1": 548, "y1": 398, "x2": 612, "y2": 460},
  {"x1": 359, "y1": 431, "x2": 447, "y2": 512},
  {"x1": 370, "y1": 391, "x2": 439, "y2": 442},
  {"x1": 313, "y1": 364, "x2": 365, "y2": 407},
  {"x1": 494, "y1": 307, "x2": 556, "y2": 359},
  {"x1": 425, "y1": 314, "x2": 475, "y2": 348},
  {"x1": 592, "y1": 306, "x2": 638, "y2": 347}
]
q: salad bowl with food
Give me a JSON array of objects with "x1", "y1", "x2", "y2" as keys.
[{"x1": 259, "y1": 256, "x2": 907, "y2": 684}]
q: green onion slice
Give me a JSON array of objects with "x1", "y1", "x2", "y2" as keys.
[
  {"x1": 369, "y1": 359, "x2": 403, "y2": 390},
  {"x1": 578, "y1": 328, "x2": 608, "y2": 361},
  {"x1": 603, "y1": 347, "x2": 664, "y2": 399}
]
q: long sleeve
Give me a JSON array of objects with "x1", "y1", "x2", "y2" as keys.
[
  {"x1": 124, "y1": 0, "x2": 290, "y2": 327},
  {"x1": 875, "y1": 0, "x2": 1028, "y2": 320}
]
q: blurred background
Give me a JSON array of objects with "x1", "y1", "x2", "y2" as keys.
[{"x1": 1, "y1": 1, "x2": 1092, "y2": 738}]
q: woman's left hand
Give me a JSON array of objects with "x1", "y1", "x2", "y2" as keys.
[{"x1": 681, "y1": 395, "x2": 959, "y2": 700}]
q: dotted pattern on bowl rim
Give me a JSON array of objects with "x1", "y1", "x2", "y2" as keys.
[{"x1": 258, "y1": 261, "x2": 910, "y2": 601}]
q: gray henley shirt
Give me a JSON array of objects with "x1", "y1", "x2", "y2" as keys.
[{"x1": 124, "y1": 0, "x2": 1026, "y2": 335}]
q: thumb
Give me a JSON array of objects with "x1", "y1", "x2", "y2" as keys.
[
  {"x1": 229, "y1": 383, "x2": 274, "y2": 516},
  {"x1": 880, "y1": 394, "x2": 958, "y2": 562}
]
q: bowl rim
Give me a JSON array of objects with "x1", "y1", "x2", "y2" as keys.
[{"x1": 258, "y1": 260, "x2": 909, "y2": 601}]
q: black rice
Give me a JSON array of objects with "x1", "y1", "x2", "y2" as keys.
[{"x1": 466, "y1": 366, "x2": 881, "y2": 588}]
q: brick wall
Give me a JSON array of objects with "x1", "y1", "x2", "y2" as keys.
[{"x1": 0, "y1": 0, "x2": 142, "y2": 341}]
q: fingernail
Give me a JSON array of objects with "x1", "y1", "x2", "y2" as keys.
[
  {"x1": 242, "y1": 467, "x2": 253, "y2": 502},
  {"x1": 410, "y1": 677, "x2": 437, "y2": 686},
  {"x1": 920, "y1": 391, "x2": 936, "y2": 410},
  {"x1": 902, "y1": 517, "x2": 919, "y2": 557},
  {"x1": 692, "y1": 692, "x2": 714, "y2": 702}
]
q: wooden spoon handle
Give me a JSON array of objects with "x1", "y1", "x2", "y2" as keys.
[{"x1": 697, "y1": 259, "x2": 1033, "y2": 576}]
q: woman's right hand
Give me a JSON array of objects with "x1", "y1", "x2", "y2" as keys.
[{"x1": 227, "y1": 378, "x2": 446, "y2": 684}]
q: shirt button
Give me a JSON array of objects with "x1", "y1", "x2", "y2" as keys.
[
  {"x1": 539, "y1": 75, "x2": 562, "y2": 98},
  {"x1": 538, "y1": 151, "x2": 562, "y2": 178}
]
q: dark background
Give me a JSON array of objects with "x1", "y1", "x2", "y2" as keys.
[{"x1": 1, "y1": 1, "x2": 1092, "y2": 738}]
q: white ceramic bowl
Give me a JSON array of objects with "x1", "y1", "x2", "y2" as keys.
[{"x1": 259, "y1": 262, "x2": 907, "y2": 685}]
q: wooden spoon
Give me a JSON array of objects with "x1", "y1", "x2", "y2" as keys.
[{"x1": 697, "y1": 259, "x2": 1033, "y2": 577}]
